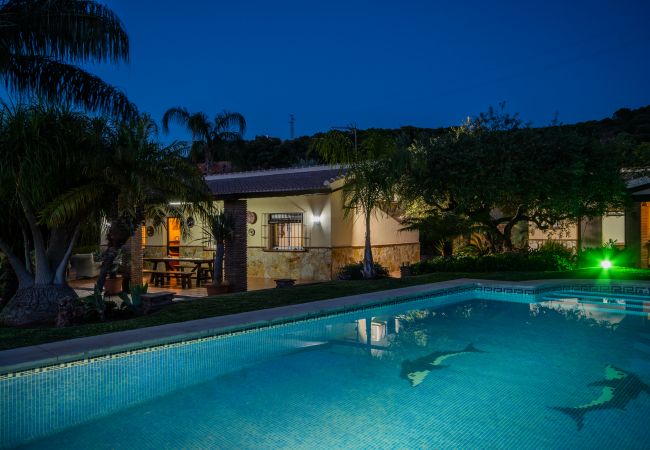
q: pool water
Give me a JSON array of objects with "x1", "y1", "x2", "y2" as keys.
[{"x1": 3, "y1": 288, "x2": 650, "y2": 449}]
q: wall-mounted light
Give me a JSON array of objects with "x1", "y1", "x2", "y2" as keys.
[
  {"x1": 169, "y1": 201, "x2": 182, "y2": 206},
  {"x1": 312, "y1": 214, "x2": 321, "y2": 225}
]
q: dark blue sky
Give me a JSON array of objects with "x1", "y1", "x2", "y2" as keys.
[{"x1": 96, "y1": 0, "x2": 650, "y2": 141}]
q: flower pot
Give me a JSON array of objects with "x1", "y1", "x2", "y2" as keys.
[
  {"x1": 206, "y1": 283, "x2": 230, "y2": 296},
  {"x1": 104, "y1": 276, "x2": 123, "y2": 295}
]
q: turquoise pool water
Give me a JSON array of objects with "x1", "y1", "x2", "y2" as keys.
[{"x1": 2, "y1": 285, "x2": 650, "y2": 449}]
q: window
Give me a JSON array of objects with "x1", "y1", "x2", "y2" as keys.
[{"x1": 264, "y1": 213, "x2": 304, "y2": 250}]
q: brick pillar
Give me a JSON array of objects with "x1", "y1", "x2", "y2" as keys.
[
  {"x1": 129, "y1": 225, "x2": 143, "y2": 287},
  {"x1": 224, "y1": 199, "x2": 247, "y2": 292}
]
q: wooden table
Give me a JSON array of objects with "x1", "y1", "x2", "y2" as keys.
[{"x1": 143, "y1": 257, "x2": 214, "y2": 287}]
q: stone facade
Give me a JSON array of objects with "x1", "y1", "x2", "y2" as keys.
[
  {"x1": 332, "y1": 243, "x2": 420, "y2": 276},
  {"x1": 247, "y1": 248, "x2": 332, "y2": 281}
]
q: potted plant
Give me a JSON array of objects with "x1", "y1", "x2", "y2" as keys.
[
  {"x1": 103, "y1": 250, "x2": 124, "y2": 295},
  {"x1": 204, "y1": 210, "x2": 234, "y2": 296}
]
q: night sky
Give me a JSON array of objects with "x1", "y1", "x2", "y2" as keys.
[{"x1": 92, "y1": 0, "x2": 650, "y2": 141}]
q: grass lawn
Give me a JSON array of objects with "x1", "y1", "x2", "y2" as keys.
[{"x1": 1, "y1": 268, "x2": 649, "y2": 351}]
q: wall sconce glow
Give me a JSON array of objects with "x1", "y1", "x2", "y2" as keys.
[
  {"x1": 600, "y1": 260, "x2": 612, "y2": 270},
  {"x1": 312, "y1": 214, "x2": 321, "y2": 224}
]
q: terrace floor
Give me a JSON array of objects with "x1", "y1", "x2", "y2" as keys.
[{"x1": 68, "y1": 276, "x2": 319, "y2": 298}]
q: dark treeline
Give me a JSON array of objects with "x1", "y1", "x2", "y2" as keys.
[{"x1": 221, "y1": 105, "x2": 650, "y2": 171}]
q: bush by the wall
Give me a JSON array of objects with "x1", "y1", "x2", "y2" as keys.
[
  {"x1": 338, "y1": 262, "x2": 390, "y2": 280},
  {"x1": 410, "y1": 246, "x2": 576, "y2": 274},
  {"x1": 577, "y1": 245, "x2": 637, "y2": 268}
]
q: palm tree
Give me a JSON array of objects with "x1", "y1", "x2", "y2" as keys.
[
  {"x1": 0, "y1": 0, "x2": 136, "y2": 117},
  {"x1": 162, "y1": 107, "x2": 246, "y2": 174},
  {"x1": 313, "y1": 129, "x2": 401, "y2": 279},
  {"x1": 0, "y1": 103, "x2": 111, "y2": 326},
  {"x1": 51, "y1": 115, "x2": 211, "y2": 293},
  {"x1": 203, "y1": 210, "x2": 234, "y2": 286},
  {"x1": 0, "y1": 105, "x2": 209, "y2": 326}
]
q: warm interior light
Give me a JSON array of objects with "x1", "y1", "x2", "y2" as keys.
[{"x1": 600, "y1": 260, "x2": 612, "y2": 269}]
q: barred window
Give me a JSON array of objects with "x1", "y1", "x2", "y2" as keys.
[{"x1": 263, "y1": 213, "x2": 305, "y2": 250}]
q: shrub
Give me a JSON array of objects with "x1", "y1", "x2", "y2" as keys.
[
  {"x1": 338, "y1": 262, "x2": 390, "y2": 280},
  {"x1": 577, "y1": 242, "x2": 637, "y2": 268},
  {"x1": 410, "y1": 247, "x2": 575, "y2": 275}
]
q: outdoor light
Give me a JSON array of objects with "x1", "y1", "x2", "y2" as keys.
[
  {"x1": 600, "y1": 260, "x2": 612, "y2": 269},
  {"x1": 312, "y1": 214, "x2": 321, "y2": 224}
]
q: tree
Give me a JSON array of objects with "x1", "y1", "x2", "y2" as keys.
[
  {"x1": 402, "y1": 106, "x2": 629, "y2": 253},
  {"x1": 313, "y1": 129, "x2": 403, "y2": 278},
  {"x1": 0, "y1": 105, "x2": 209, "y2": 326},
  {"x1": 0, "y1": 0, "x2": 136, "y2": 118},
  {"x1": 162, "y1": 108, "x2": 246, "y2": 174},
  {"x1": 203, "y1": 210, "x2": 234, "y2": 286},
  {"x1": 0, "y1": 104, "x2": 109, "y2": 325}
]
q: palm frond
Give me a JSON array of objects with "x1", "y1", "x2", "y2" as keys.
[
  {"x1": 161, "y1": 107, "x2": 190, "y2": 133},
  {"x1": 0, "y1": 0, "x2": 129, "y2": 64},
  {"x1": 0, "y1": 54, "x2": 137, "y2": 118}
]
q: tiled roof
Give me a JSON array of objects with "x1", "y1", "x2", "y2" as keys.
[{"x1": 205, "y1": 165, "x2": 348, "y2": 198}]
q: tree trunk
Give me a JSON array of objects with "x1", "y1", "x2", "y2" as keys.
[
  {"x1": 361, "y1": 213, "x2": 376, "y2": 279},
  {"x1": 96, "y1": 246, "x2": 119, "y2": 293},
  {"x1": 95, "y1": 217, "x2": 138, "y2": 293},
  {"x1": 213, "y1": 242, "x2": 225, "y2": 285},
  {"x1": 442, "y1": 240, "x2": 453, "y2": 257},
  {"x1": 0, "y1": 284, "x2": 77, "y2": 326}
]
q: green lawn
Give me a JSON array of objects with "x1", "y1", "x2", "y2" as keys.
[{"x1": 1, "y1": 268, "x2": 649, "y2": 351}]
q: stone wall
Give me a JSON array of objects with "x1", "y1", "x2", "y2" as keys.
[
  {"x1": 247, "y1": 248, "x2": 332, "y2": 281},
  {"x1": 331, "y1": 243, "x2": 420, "y2": 276}
]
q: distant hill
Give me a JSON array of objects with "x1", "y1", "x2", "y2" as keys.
[{"x1": 224, "y1": 105, "x2": 650, "y2": 171}]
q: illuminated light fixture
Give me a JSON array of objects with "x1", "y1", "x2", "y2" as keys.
[
  {"x1": 168, "y1": 201, "x2": 182, "y2": 206},
  {"x1": 600, "y1": 260, "x2": 613, "y2": 270},
  {"x1": 312, "y1": 214, "x2": 321, "y2": 224}
]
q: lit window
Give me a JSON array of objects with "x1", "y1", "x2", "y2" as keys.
[{"x1": 267, "y1": 213, "x2": 304, "y2": 250}]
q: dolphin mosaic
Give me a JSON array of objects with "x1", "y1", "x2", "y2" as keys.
[
  {"x1": 400, "y1": 343, "x2": 484, "y2": 387},
  {"x1": 551, "y1": 364, "x2": 650, "y2": 430}
]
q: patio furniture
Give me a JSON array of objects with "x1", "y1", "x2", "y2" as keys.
[
  {"x1": 143, "y1": 257, "x2": 213, "y2": 287},
  {"x1": 147, "y1": 270, "x2": 192, "y2": 289},
  {"x1": 69, "y1": 253, "x2": 101, "y2": 279}
]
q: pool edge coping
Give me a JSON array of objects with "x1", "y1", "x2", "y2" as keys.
[{"x1": 1, "y1": 278, "x2": 648, "y2": 374}]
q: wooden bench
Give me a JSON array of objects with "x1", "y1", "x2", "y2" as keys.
[
  {"x1": 141, "y1": 291, "x2": 175, "y2": 314},
  {"x1": 147, "y1": 270, "x2": 192, "y2": 289}
]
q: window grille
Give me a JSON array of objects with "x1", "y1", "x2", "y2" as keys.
[{"x1": 262, "y1": 213, "x2": 308, "y2": 250}]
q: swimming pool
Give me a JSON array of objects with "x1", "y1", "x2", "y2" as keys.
[{"x1": 2, "y1": 283, "x2": 650, "y2": 449}]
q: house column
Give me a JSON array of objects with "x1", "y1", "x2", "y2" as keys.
[
  {"x1": 224, "y1": 199, "x2": 247, "y2": 292},
  {"x1": 128, "y1": 224, "x2": 143, "y2": 289}
]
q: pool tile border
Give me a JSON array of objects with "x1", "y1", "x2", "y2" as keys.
[{"x1": 1, "y1": 279, "x2": 648, "y2": 377}]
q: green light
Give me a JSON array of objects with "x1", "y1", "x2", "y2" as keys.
[{"x1": 600, "y1": 260, "x2": 612, "y2": 269}]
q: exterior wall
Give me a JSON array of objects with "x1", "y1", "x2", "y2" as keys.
[
  {"x1": 246, "y1": 194, "x2": 331, "y2": 248},
  {"x1": 330, "y1": 189, "x2": 419, "y2": 247},
  {"x1": 141, "y1": 190, "x2": 421, "y2": 281},
  {"x1": 528, "y1": 222, "x2": 578, "y2": 249},
  {"x1": 247, "y1": 248, "x2": 332, "y2": 281},
  {"x1": 329, "y1": 188, "x2": 420, "y2": 275},
  {"x1": 602, "y1": 213, "x2": 625, "y2": 246},
  {"x1": 332, "y1": 243, "x2": 420, "y2": 275}
]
